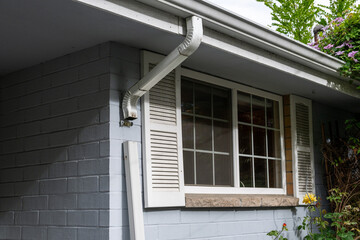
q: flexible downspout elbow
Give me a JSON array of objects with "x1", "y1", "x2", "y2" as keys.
[{"x1": 122, "y1": 16, "x2": 203, "y2": 120}]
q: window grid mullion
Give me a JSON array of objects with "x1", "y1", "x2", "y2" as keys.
[
  {"x1": 211, "y1": 87, "x2": 215, "y2": 186},
  {"x1": 238, "y1": 153, "x2": 281, "y2": 160},
  {"x1": 192, "y1": 82, "x2": 197, "y2": 185},
  {"x1": 237, "y1": 121, "x2": 280, "y2": 131},
  {"x1": 183, "y1": 112, "x2": 229, "y2": 123},
  {"x1": 251, "y1": 95, "x2": 255, "y2": 188},
  {"x1": 233, "y1": 89, "x2": 240, "y2": 188},
  {"x1": 183, "y1": 149, "x2": 230, "y2": 155},
  {"x1": 265, "y1": 99, "x2": 270, "y2": 188}
]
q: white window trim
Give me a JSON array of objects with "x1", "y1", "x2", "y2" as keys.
[{"x1": 181, "y1": 68, "x2": 287, "y2": 195}]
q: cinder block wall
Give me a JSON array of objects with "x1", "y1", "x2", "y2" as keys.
[
  {"x1": 105, "y1": 43, "x2": 141, "y2": 240},
  {"x1": 1, "y1": 41, "x2": 353, "y2": 240},
  {"x1": 0, "y1": 43, "x2": 118, "y2": 240}
]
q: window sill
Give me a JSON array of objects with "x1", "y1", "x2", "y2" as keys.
[{"x1": 185, "y1": 194, "x2": 299, "y2": 208}]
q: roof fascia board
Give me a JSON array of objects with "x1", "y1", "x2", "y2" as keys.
[
  {"x1": 202, "y1": 28, "x2": 360, "y2": 99},
  {"x1": 152, "y1": 0, "x2": 344, "y2": 70}
]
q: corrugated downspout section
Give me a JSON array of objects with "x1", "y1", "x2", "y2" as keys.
[{"x1": 122, "y1": 16, "x2": 203, "y2": 120}]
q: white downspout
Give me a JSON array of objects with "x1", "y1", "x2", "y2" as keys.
[
  {"x1": 122, "y1": 16, "x2": 203, "y2": 120},
  {"x1": 124, "y1": 141, "x2": 145, "y2": 240}
]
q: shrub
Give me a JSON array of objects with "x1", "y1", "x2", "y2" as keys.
[{"x1": 309, "y1": 7, "x2": 360, "y2": 83}]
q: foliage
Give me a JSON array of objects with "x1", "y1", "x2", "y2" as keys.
[
  {"x1": 318, "y1": 0, "x2": 358, "y2": 25},
  {"x1": 256, "y1": 0, "x2": 322, "y2": 43},
  {"x1": 322, "y1": 119, "x2": 360, "y2": 213},
  {"x1": 309, "y1": 7, "x2": 360, "y2": 82},
  {"x1": 298, "y1": 191, "x2": 359, "y2": 240},
  {"x1": 318, "y1": 119, "x2": 360, "y2": 239},
  {"x1": 267, "y1": 223, "x2": 288, "y2": 240}
]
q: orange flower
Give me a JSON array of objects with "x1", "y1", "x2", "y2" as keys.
[{"x1": 283, "y1": 223, "x2": 287, "y2": 227}]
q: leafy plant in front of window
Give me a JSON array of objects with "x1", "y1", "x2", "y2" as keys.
[{"x1": 309, "y1": 6, "x2": 360, "y2": 84}]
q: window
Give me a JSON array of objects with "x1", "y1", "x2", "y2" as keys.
[
  {"x1": 180, "y1": 70, "x2": 285, "y2": 195},
  {"x1": 141, "y1": 51, "x2": 313, "y2": 208},
  {"x1": 181, "y1": 78, "x2": 233, "y2": 186},
  {"x1": 237, "y1": 92, "x2": 282, "y2": 188}
]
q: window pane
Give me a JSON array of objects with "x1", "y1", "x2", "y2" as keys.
[
  {"x1": 196, "y1": 152, "x2": 213, "y2": 185},
  {"x1": 269, "y1": 159, "x2": 282, "y2": 188},
  {"x1": 195, "y1": 117, "x2": 212, "y2": 151},
  {"x1": 268, "y1": 130, "x2": 281, "y2": 158},
  {"x1": 237, "y1": 92, "x2": 251, "y2": 123},
  {"x1": 195, "y1": 84, "x2": 211, "y2": 116},
  {"x1": 183, "y1": 151, "x2": 194, "y2": 185},
  {"x1": 253, "y1": 127, "x2": 266, "y2": 156},
  {"x1": 239, "y1": 157, "x2": 253, "y2": 187},
  {"x1": 214, "y1": 121, "x2": 231, "y2": 153},
  {"x1": 215, "y1": 154, "x2": 232, "y2": 186},
  {"x1": 213, "y1": 88, "x2": 231, "y2": 120},
  {"x1": 252, "y1": 96, "x2": 265, "y2": 126},
  {"x1": 266, "y1": 99, "x2": 280, "y2": 129},
  {"x1": 181, "y1": 80, "x2": 193, "y2": 113},
  {"x1": 238, "y1": 124, "x2": 252, "y2": 155},
  {"x1": 182, "y1": 114, "x2": 194, "y2": 149},
  {"x1": 254, "y1": 158, "x2": 267, "y2": 187}
]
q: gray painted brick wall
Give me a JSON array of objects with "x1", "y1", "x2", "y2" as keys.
[
  {"x1": 0, "y1": 42, "x2": 116, "y2": 240},
  {"x1": 1, "y1": 41, "x2": 353, "y2": 240}
]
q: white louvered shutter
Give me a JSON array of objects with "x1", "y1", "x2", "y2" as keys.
[
  {"x1": 142, "y1": 51, "x2": 185, "y2": 208},
  {"x1": 290, "y1": 95, "x2": 315, "y2": 204}
]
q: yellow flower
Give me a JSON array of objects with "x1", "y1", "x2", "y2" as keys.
[{"x1": 302, "y1": 193, "x2": 317, "y2": 204}]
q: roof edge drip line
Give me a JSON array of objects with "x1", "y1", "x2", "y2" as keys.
[{"x1": 122, "y1": 16, "x2": 203, "y2": 120}]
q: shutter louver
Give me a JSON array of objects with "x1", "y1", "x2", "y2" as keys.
[
  {"x1": 296, "y1": 103, "x2": 310, "y2": 147},
  {"x1": 297, "y1": 151, "x2": 312, "y2": 193},
  {"x1": 142, "y1": 52, "x2": 185, "y2": 208},
  {"x1": 150, "y1": 130, "x2": 179, "y2": 189},
  {"x1": 290, "y1": 96, "x2": 315, "y2": 204},
  {"x1": 149, "y1": 64, "x2": 177, "y2": 125}
]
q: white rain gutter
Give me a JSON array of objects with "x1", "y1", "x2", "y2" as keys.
[
  {"x1": 122, "y1": 15, "x2": 203, "y2": 120},
  {"x1": 146, "y1": 0, "x2": 344, "y2": 74}
]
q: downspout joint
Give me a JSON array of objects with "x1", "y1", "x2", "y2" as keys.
[{"x1": 122, "y1": 16, "x2": 203, "y2": 121}]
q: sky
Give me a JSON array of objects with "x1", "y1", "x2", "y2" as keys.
[{"x1": 207, "y1": 0, "x2": 358, "y2": 27}]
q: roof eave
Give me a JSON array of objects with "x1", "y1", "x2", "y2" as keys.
[{"x1": 139, "y1": 0, "x2": 345, "y2": 77}]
